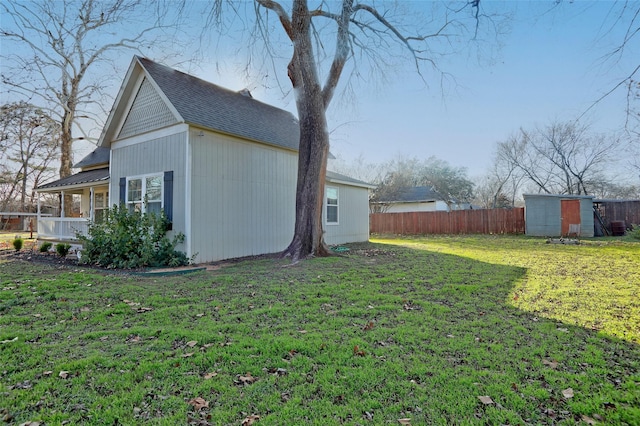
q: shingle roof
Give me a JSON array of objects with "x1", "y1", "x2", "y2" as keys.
[
  {"x1": 138, "y1": 57, "x2": 300, "y2": 151},
  {"x1": 375, "y1": 186, "x2": 441, "y2": 203},
  {"x1": 37, "y1": 168, "x2": 109, "y2": 190},
  {"x1": 74, "y1": 147, "x2": 110, "y2": 169},
  {"x1": 326, "y1": 170, "x2": 375, "y2": 189}
]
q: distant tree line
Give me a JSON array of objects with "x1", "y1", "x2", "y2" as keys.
[{"x1": 332, "y1": 121, "x2": 639, "y2": 211}]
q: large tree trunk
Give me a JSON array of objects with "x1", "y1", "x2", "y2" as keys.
[
  {"x1": 281, "y1": 0, "x2": 332, "y2": 261},
  {"x1": 282, "y1": 96, "x2": 332, "y2": 261},
  {"x1": 60, "y1": 109, "x2": 74, "y2": 216}
]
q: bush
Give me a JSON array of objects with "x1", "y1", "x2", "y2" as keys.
[
  {"x1": 630, "y1": 224, "x2": 640, "y2": 240},
  {"x1": 39, "y1": 241, "x2": 53, "y2": 252},
  {"x1": 77, "y1": 204, "x2": 189, "y2": 269},
  {"x1": 12, "y1": 238, "x2": 23, "y2": 251},
  {"x1": 55, "y1": 243, "x2": 71, "y2": 258}
]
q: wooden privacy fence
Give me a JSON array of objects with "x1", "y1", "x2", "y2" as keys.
[
  {"x1": 596, "y1": 200, "x2": 640, "y2": 228},
  {"x1": 370, "y1": 207, "x2": 525, "y2": 235}
]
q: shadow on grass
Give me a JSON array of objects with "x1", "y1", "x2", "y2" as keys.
[{"x1": 0, "y1": 241, "x2": 638, "y2": 424}]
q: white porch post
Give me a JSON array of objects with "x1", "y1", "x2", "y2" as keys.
[
  {"x1": 60, "y1": 190, "x2": 65, "y2": 240},
  {"x1": 37, "y1": 194, "x2": 41, "y2": 237},
  {"x1": 60, "y1": 191, "x2": 65, "y2": 218},
  {"x1": 89, "y1": 187, "x2": 95, "y2": 222}
]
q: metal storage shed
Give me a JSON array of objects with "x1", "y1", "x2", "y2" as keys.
[{"x1": 524, "y1": 194, "x2": 594, "y2": 237}]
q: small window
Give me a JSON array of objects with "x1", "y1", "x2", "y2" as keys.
[
  {"x1": 126, "y1": 174, "x2": 162, "y2": 214},
  {"x1": 326, "y1": 186, "x2": 338, "y2": 225},
  {"x1": 94, "y1": 191, "x2": 109, "y2": 223}
]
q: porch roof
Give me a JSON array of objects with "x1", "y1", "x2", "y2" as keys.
[{"x1": 37, "y1": 167, "x2": 109, "y2": 192}]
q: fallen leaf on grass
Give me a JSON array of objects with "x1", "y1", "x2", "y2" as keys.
[
  {"x1": 1, "y1": 337, "x2": 18, "y2": 344},
  {"x1": 59, "y1": 371, "x2": 70, "y2": 379},
  {"x1": 182, "y1": 352, "x2": 194, "y2": 358},
  {"x1": 397, "y1": 419, "x2": 412, "y2": 425},
  {"x1": 18, "y1": 422, "x2": 42, "y2": 426},
  {"x1": 557, "y1": 327, "x2": 569, "y2": 333},
  {"x1": 562, "y1": 388, "x2": 574, "y2": 399},
  {"x1": 298, "y1": 329, "x2": 307, "y2": 334},
  {"x1": 581, "y1": 415, "x2": 597, "y2": 425},
  {"x1": 241, "y1": 414, "x2": 260, "y2": 425},
  {"x1": 235, "y1": 373, "x2": 257, "y2": 385},
  {"x1": 43, "y1": 371, "x2": 53, "y2": 376},
  {"x1": 203, "y1": 372, "x2": 217, "y2": 379},
  {"x1": 126, "y1": 335, "x2": 142, "y2": 343},
  {"x1": 542, "y1": 359, "x2": 558, "y2": 369},
  {"x1": 187, "y1": 397, "x2": 209, "y2": 410},
  {"x1": 186, "y1": 340, "x2": 198, "y2": 347},
  {"x1": 353, "y1": 345, "x2": 366, "y2": 357},
  {"x1": 123, "y1": 299, "x2": 140, "y2": 306},
  {"x1": 136, "y1": 307, "x2": 153, "y2": 313},
  {"x1": 477, "y1": 396, "x2": 494, "y2": 405},
  {"x1": 265, "y1": 367, "x2": 287, "y2": 376},
  {"x1": 363, "y1": 321, "x2": 375, "y2": 331}
]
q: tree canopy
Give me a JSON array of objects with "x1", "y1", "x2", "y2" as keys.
[{"x1": 205, "y1": 0, "x2": 493, "y2": 260}]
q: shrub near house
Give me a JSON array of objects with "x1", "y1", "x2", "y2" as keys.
[{"x1": 77, "y1": 204, "x2": 189, "y2": 269}]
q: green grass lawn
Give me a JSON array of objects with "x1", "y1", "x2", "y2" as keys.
[{"x1": 1, "y1": 235, "x2": 638, "y2": 425}]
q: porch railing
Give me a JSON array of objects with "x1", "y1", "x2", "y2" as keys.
[{"x1": 37, "y1": 218, "x2": 89, "y2": 241}]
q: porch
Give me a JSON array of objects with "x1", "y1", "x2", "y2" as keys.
[
  {"x1": 35, "y1": 167, "x2": 110, "y2": 242},
  {"x1": 37, "y1": 217, "x2": 89, "y2": 241}
]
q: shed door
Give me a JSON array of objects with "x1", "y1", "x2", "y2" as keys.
[{"x1": 561, "y1": 199, "x2": 581, "y2": 236}]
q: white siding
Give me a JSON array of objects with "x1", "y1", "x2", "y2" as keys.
[
  {"x1": 189, "y1": 129, "x2": 297, "y2": 262},
  {"x1": 384, "y1": 201, "x2": 439, "y2": 213},
  {"x1": 118, "y1": 78, "x2": 177, "y2": 138},
  {"x1": 324, "y1": 183, "x2": 370, "y2": 245},
  {"x1": 109, "y1": 131, "x2": 187, "y2": 249}
]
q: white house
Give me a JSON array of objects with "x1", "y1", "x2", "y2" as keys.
[
  {"x1": 36, "y1": 56, "x2": 374, "y2": 263},
  {"x1": 371, "y1": 186, "x2": 472, "y2": 213}
]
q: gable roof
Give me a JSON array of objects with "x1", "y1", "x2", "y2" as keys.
[
  {"x1": 100, "y1": 57, "x2": 300, "y2": 151},
  {"x1": 374, "y1": 186, "x2": 441, "y2": 203}
]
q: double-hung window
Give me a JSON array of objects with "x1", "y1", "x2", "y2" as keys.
[
  {"x1": 126, "y1": 174, "x2": 162, "y2": 214},
  {"x1": 93, "y1": 191, "x2": 109, "y2": 223},
  {"x1": 326, "y1": 186, "x2": 339, "y2": 225}
]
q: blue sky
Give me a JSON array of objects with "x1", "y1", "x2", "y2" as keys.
[
  {"x1": 2, "y1": 1, "x2": 637, "y2": 180},
  {"x1": 189, "y1": 1, "x2": 637, "y2": 178}
]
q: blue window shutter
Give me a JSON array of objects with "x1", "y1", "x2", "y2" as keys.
[
  {"x1": 119, "y1": 177, "x2": 126, "y2": 205},
  {"x1": 163, "y1": 171, "x2": 174, "y2": 230}
]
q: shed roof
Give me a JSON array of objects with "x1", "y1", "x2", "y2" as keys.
[
  {"x1": 137, "y1": 57, "x2": 300, "y2": 151},
  {"x1": 523, "y1": 193, "x2": 593, "y2": 200}
]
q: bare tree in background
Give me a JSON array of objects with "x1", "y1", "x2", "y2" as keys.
[
  {"x1": 0, "y1": 102, "x2": 61, "y2": 212},
  {"x1": 496, "y1": 121, "x2": 618, "y2": 196},
  {"x1": 419, "y1": 157, "x2": 474, "y2": 211},
  {"x1": 207, "y1": 0, "x2": 497, "y2": 260},
  {"x1": 369, "y1": 156, "x2": 474, "y2": 212},
  {"x1": 474, "y1": 155, "x2": 524, "y2": 208},
  {"x1": 1, "y1": 0, "x2": 181, "y2": 213}
]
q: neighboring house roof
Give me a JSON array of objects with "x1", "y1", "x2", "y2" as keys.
[
  {"x1": 374, "y1": 186, "x2": 441, "y2": 203},
  {"x1": 135, "y1": 57, "x2": 300, "y2": 151},
  {"x1": 326, "y1": 170, "x2": 376, "y2": 189},
  {"x1": 37, "y1": 168, "x2": 109, "y2": 191},
  {"x1": 73, "y1": 147, "x2": 110, "y2": 169}
]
